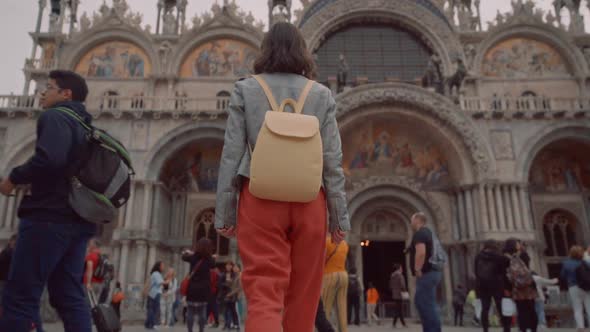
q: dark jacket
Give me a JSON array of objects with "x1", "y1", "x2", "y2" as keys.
[
  {"x1": 9, "y1": 101, "x2": 92, "y2": 223},
  {"x1": 474, "y1": 249, "x2": 510, "y2": 293},
  {"x1": 453, "y1": 287, "x2": 467, "y2": 306},
  {"x1": 182, "y1": 252, "x2": 214, "y2": 303},
  {"x1": 390, "y1": 271, "x2": 406, "y2": 300}
]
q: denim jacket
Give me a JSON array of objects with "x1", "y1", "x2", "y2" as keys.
[{"x1": 215, "y1": 73, "x2": 350, "y2": 232}]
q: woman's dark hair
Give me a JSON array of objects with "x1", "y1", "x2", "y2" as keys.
[
  {"x1": 49, "y1": 70, "x2": 89, "y2": 102},
  {"x1": 150, "y1": 261, "x2": 163, "y2": 274},
  {"x1": 503, "y1": 238, "x2": 519, "y2": 255},
  {"x1": 393, "y1": 263, "x2": 401, "y2": 272},
  {"x1": 483, "y1": 239, "x2": 498, "y2": 252},
  {"x1": 253, "y1": 22, "x2": 317, "y2": 79},
  {"x1": 194, "y1": 238, "x2": 213, "y2": 257}
]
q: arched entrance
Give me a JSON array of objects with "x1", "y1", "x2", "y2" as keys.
[{"x1": 527, "y1": 138, "x2": 590, "y2": 279}]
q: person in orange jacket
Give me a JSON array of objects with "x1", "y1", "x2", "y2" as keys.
[{"x1": 366, "y1": 283, "x2": 380, "y2": 326}]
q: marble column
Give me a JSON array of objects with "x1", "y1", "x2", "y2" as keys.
[
  {"x1": 494, "y1": 185, "x2": 506, "y2": 231},
  {"x1": 510, "y1": 185, "x2": 523, "y2": 230},
  {"x1": 465, "y1": 188, "x2": 476, "y2": 239},
  {"x1": 451, "y1": 194, "x2": 460, "y2": 241},
  {"x1": 519, "y1": 185, "x2": 534, "y2": 230},
  {"x1": 4, "y1": 192, "x2": 16, "y2": 231},
  {"x1": 502, "y1": 185, "x2": 515, "y2": 231},
  {"x1": 118, "y1": 240, "x2": 130, "y2": 287},
  {"x1": 123, "y1": 181, "x2": 136, "y2": 229},
  {"x1": 141, "y1": 182, "x2": 154, "y2": 231},
  {"x1": 146, "y1": 242, "x2": 158, "y2": 282},
  {"x1": 135, "y1": 240, "x2": 148, "y2": 283},
  {"x1": 485, "y1": 185, "x2": 498, "y2": 232},
  {"x1": 478, "y1": 184, "x2": 490, "y2": 232},
  {"x1": 457, "y1": 191, "x2": 467, "y2": 240}
]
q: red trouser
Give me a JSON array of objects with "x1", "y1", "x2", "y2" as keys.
[{"x1": 237, "y1": 182, "x2": 327, "y2": 332}]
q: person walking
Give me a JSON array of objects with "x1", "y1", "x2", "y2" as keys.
[
  {"x1": 183, "y1": 238, "x2": 216, "y2": 332},
  {"x1": 219, "y1": 261, "x2": 236, "y2": 329},
  {"x1": 84, "y1": 238, "x2": 104, "y2": 301},
  {"x1": 409, "y1": 212, "x2": 442, "y2": 332},
  {"x1": 225, "y1": 264, "x2": 242, "y2": 330},
  {"x1": 504, "y1": 238, "x2": 538, "y2": 332},
  {"x1": 561, "y1": 245, "x2": 590, "y2": 332},
  {"x1": 390, "y1": 264, "x2": 407, "y2": 328},
  {"x1": 475, "y1": 240, "x2": 511, "y2": 332},
  {"x1": 162, "y1": 268, "x2": 178, "y2": 327},
  {"x1": 111, "y1": 281, "x2": 124, "y2": 320},
  {"x1": 145, "y1": 261, "x2": 167, "y2": 330},
  {"x1": 366, "y1": 283, "x2": 380, "y2": 326},
  {"x1": 323, "y1": 238, "x2": 350, "y2": 332},
  {"x1": 347, "y1": 267, "x2": 361, "y2": 326},
  {"x1": 0, "y1": 70, "x2": 97, "y2": 332},
  {"x1": 215, "y1": 21, "x2": 349, "y2": 332},
  {"x1": 453, "y1": 284, "x2": 467, "y2": 326},
  {"x1": 207, "y1": 266, "x2": 221, "y2": 328},
  {"x1": 531, "y1": 272, "x2": 557, "y2": 330}
]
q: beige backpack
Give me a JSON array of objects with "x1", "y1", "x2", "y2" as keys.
[{"x1": 248, "y1": 75, "x2": 323, "y2": 203}]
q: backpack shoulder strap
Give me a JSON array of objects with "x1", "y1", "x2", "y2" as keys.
[
  {"x1": 54, "y1": 107, "x2": 92, "y2": 132},
  {"x1": 294, "y1": 80, "x2": 314, "y2": 114},
  {"x1": 252, "y1": 75, "x2": 279, "y2": 112}
]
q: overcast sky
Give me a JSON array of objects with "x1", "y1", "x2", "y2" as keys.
[{"x1": 0, "y1": 0, "x2": 586, "y2": 94}]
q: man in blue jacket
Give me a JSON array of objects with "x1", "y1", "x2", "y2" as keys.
[{"x1": 0, "y1": 70, "x2": 97, "y2": 332}]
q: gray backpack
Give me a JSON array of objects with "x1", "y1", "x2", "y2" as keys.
[
  {"x1": 429, "y1": 229, "x2": 448, "y2": 271},
  {"x1": 56, "y1": 107, "x2": 134, "y2": 224}
]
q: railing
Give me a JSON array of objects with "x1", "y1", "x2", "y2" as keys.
[
  {"x1": 25, "y1": 58, "x2": 57, "y2": 71},
  {"x1": 460, "y1": 96, "x2": 590, "y2": 113},
  {"x1": 0, "y1": 94, "x2": 231, "y2": 114}
]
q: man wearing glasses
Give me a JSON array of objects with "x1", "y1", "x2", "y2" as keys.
[{"x1": 0, "y1": 70, "x2": 96, "y2": 332}]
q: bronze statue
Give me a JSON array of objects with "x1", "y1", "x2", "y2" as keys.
[
  {"x1": 445, "y1": 58, "x2": 467, "y2": 98},
  {"x1": 337, "y1": 54, "x2": 349, "y2": 93},
  {"x1": 422, "y1": 54, "x2": 443, "y2": 94}
]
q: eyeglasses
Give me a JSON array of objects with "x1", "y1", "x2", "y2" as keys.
[{"x1": 44, "y1": 85, "x2": 62, "y2": 92}]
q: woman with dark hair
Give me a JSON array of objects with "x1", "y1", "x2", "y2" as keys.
[
  {"x1": 390, "y1": 263, "x2": 407, "y2": 327},
  {"x1": 182, "y1": 238, "x2": 215, "y2": 332},
  {"x1": 145, "y1": 261, "x2": 167, "y2": 329},
  {"x1": 504, "y1": 238, "x2": 538, "y2": 332},
  {"x1": 215, "y1": 22, "x2": 349, "y2": 332},
  {"x1": 475, "y1": 240, "x2": 511, "y2": 332}
]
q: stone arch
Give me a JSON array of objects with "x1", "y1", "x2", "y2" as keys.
[
  {"x1": 143, "y1": 121, "x2": 226, "y2": 180},
  {"x1": 335, "y1": 82, "x2": 494, "y2": 181},
  {"x1": 517, "y1": 122, "x2": 590, "y2": 181},
  {"x1": 1, "y1": 135, "x2": 36, "y2": 175},
  {"x1": 62, "y1": 28, "x2": 159, "y2": 75},
  {"x1": 171, "y1": 28, "x2": 262, "y2": 78},
  {"x1": 299, "y1": 0, "x2": 463, "y2": 75},
  {"x1": 473, "y1": 24, "x2": 587, "y2": 76},
  {"x1": 347, "y1": 176, "x2": 446, "y2": 236}
]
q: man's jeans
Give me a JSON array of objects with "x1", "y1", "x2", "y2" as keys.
[
  {"x1": 415, "y1": 270, "x2": 442, "y2": 332},
  {"x1": 0, "y1": 219, "x2": 96, "y2": 332}
]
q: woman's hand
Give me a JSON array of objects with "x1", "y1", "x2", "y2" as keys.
[
  {"x1": 217, "y1": 226, "x2": 237, "y2": 238},
  {"x1": 331, "y1": 228, "x2": 346, "y2": 244}
]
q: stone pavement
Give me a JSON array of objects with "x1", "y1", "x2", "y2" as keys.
[{"x1": 43, "y1": 323, "x2": 577, "y2": 332}]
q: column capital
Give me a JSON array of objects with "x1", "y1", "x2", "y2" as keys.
[{"x1": 135, "y1": 239, "x2": 147, "y2": 247}]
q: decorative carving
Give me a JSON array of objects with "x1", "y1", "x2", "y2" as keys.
[
  {"x1": 464, "y1": 43, "x2": 477, "y2": 70},
  {"x1": 189, "y1": 1, "x2": 264, "y2": 37},
  {"x1": 79, "y1": 12, "x2": 91, "y2": 32},
  {"x1": 162, "y1": 8, "x2": 177, "y2": 35},
  {"x1": 490, "y1": 130, "x2": 515, "y2": 160},
  {"x1": 336, "y1": 83, "x2": 492, "y2": 179},
  {"x1": 337, "y1": 54, "x2": 349, "y2": 94}
]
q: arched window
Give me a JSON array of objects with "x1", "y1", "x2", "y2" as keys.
[
  {"x1": 216, "y1": 91, "x2": 231, "y2": 111},
  {"x1": 193, "y1": 209, "x2": 229, "y2": 256},
  {"x1": 543, "y1": 210, "x2": 578, "y2": 258}
]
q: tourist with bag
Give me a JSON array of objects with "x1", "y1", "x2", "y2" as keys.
[
  {"x1": 0, "y1": 70, "x2": 101, "y2": 332},
  {"x1": 504, "y1": 238, "x2": 537, "y2": 332},
  {"x1": 347, "y1": 267, "x2": 361, "y2": 326},
  {"x1": 561, "y1": 245, "x2": 590, "y2": 332},
  {"x1": 474, "y1": 240, "x2": 511, "y2": 332},
  {"x1": 390, "y1": 263, "x2": 407, "y2": 328},
  {"x1": 182, "y1": 238, "x2": 215, "y2": 332},
  {"x1": 145, "y1": 261, "x2": 168, "y2": 330},
  {"x1": 215, "y1": 21, "x2": 349, "y2": 332},
  {"x1": 322, "y1": 238, "x2": 349, "y2": 332}
]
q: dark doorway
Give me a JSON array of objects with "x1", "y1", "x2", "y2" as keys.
[{"x1": 362, "y1": 241, "x2": 407, "y2": 301}]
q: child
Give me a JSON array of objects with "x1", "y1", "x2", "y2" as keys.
[{"x1": 366, "y1": 283, "x2": 380, "y2": 326}]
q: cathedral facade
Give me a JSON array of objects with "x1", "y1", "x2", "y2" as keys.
[{"x1": 1, "y1": 0, "x2": 590, "y2": 323}]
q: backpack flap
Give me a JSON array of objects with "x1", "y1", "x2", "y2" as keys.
[{"x1": 263, "y1": 111, "x2": 319, "y2": 138}]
